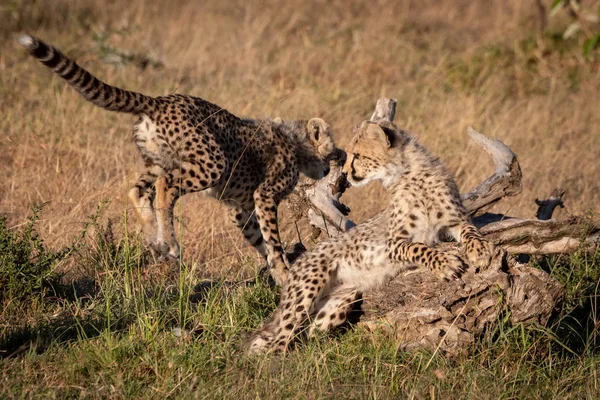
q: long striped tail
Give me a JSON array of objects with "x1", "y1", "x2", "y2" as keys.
[{"x1": 18, "y1": 34, "x2": 156, "y2": 115}]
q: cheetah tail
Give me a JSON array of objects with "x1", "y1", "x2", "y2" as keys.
[{"x1": 18, "y1": 34, "x2": 156, "y2": 115}]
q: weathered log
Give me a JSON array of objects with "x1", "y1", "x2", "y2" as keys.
[
  {"x1": 481, "y1": 216, "x2": 599, "y2": 255},
  {"x1": 280, "y1": 97, "x2": 600, "y2": 353},
  {"x1": 474, "y1": 188, "x2": 598, "y2": 256},
  {"x1": 285, "y1": 149, "x2": 354, "y2": 238},
  {"x1": 460, "y1": 127, "x2": 523, "y2": 216},
  {"x1": 359, "y1": 246, "x2": 564, "y2": 355}
]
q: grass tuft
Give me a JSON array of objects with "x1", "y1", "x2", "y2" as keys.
[{"x1": 0, "y1": 205, "x2": 66, "y2": 304}]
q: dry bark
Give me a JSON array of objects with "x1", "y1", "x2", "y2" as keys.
[
  {"x1": 460, "y1": 127, "x2": 523, "y2": 216},
  {"x1": 359, "y1": 246, "x2": 563, "y2": 355},
  {"x1": 481, "y1": 216, "x2": 599, "y2": 255},
  {"x1": 282, "y1": 97, "x2": 598, "y2": 353}
]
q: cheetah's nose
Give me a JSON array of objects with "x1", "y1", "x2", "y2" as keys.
[{"x1": 323, "y1": 166, "x2": 330, "y2": 177}]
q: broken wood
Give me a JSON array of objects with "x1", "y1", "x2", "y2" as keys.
[
  {"x1": 481, "y1": 216, "x2": 599, "y2": 255},
  {"x1": 536, "y1": 188, "x2": 565, "y2": 220},
  {"x1": 359, "y1": 246, "x2": 564, "y2": 355},
  {"x1": 285, "y1": 148, "x2": 354, "y2": 238},
  {"x1": 370, "y1": 97, "x2": 397, "y2": 123},
  {"x1": 282, "y1": 97, "x2": 599, "y2": 354},
  {"x1": 460, "y1": 127, "x2": 523, "y2": 216}
]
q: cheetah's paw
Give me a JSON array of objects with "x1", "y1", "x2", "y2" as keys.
[
  {"x1": 246, "y1": 320, "x2": 286, "y2": 355},
  {"x1": 465, "y1": 237, "x2": 494, "y2": 271},
  {"x1": 433, "y1": 253, "x2": 466, "y2": 281},
  {"x1": 269, "y1": 258, "x2": 290, "y2": 286},
  {"x1": 247, "y1": 331, "x2": 273, "y2": 355},
  {"x1": 150, "y1": 241, "x2": 181, "y2": 264}
]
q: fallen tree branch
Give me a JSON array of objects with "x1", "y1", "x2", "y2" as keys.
[
  {"x1": 461, "y1": 127, "x2": 523, "y2": 216},
  {"x1": 481, "y1": 216, "x2": 600, "y2": 254},
  {"x1": 473, "y1": 188, "x2": 598, "y2": 255},
  {"x1": 285, "y1": 149, "x2": 354, "y2": 238}
]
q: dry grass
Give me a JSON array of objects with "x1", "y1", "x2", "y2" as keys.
[{"x1": 1, "y1": 0, "x2": 598, "y2": 276}]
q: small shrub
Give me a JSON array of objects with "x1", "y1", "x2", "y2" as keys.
[{"x1": 0, "y1": 206, "x2": 68, "y2": 302}]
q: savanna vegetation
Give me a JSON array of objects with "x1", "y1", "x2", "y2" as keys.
[{"x1": 1, "y1": 0, "x2": 599, "y2": 398}]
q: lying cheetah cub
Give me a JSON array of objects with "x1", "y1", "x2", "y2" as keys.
[
  {"x1": 248, "y1": 120, "x2": 493, "y2": 353},
  {"x1": 19, "y1": 35, "x2": 337, "y2": 284}
]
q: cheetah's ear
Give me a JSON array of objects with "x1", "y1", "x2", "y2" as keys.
[
  {"x1": 306, "y1": 118, "x2": 329, "y2": 143},
  {"x1": 364, "y1": 122, "x2": 395, "y2": 148},
  {"x1": 272, "y1": 117, "x2": 284, "y2": 124}
]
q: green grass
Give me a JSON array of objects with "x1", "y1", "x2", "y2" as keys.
[{"x1": 1, "y1": 210, "x2": 600, "y2": 399}]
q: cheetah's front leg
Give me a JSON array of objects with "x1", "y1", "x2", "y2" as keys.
[
  {"x1": 387, "y1": 203, "x2": 464, "y2": 280},
  {"x1": 228, "y1": 207, "x2": 267, "y2": 258},
  {"x1": 388, "y1": 238, "x2": 465, "y2": 280},
  {"x1": 253, "y1": 184, "x2": 289, "y2": 286}
]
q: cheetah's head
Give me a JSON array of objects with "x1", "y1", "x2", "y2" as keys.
[
  {"x1": 343, "y1": 120, "x2": 405, "y2": 188},
  {"x1": 277, "y1": 117, "x2": 337, "y2": 180}
]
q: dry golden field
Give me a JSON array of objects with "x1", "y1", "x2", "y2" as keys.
[{"x1": 1, "y1": 0, "x2": 599, "y2": 277}]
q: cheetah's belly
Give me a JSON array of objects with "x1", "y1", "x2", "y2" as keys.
[
  {"x1": 133, "y1": 116, "x2": 175, "y2": 168},
  {"x1": 335, "y1": 240, "x2": 407, "y2": 292}
]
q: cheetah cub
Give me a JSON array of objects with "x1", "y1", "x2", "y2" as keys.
[
  {"x1": 19, "y1": 35, "x2": 337, "y2": 284},
  {"x1": 248, "y1": 120, "x2": 494, "y2": 353}
]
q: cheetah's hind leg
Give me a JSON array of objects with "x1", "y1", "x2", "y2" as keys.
[
  {"x1": 308, "y1": 285, "x2": 359, "y2": 336},
  {"x1": 247, "y1": 308, "x2": 283, "y2": 354},
  {"x1": 247, "y1": 264, "x2": 333, "y2": 354},
  {"x1": 128, "y1": 166, "x2": 164, "y2": 247},
  {"x1": 154, "y1": 161, "x2": 224, "y2": 262}
]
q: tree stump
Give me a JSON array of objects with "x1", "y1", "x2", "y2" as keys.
[{"x1": 359, "y1": 246, "x2": 563, "y2": 354}]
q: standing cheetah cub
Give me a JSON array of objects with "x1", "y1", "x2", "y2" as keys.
[
  {"x1": 248, "y1": 120, "x2": 493, "y2": 353},
  {"x1": 19, "y1": 35, "x2": 337, "y2": 284}
]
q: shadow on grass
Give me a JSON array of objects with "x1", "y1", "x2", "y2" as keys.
[
  {"x1": 553, "y1": 294, "x2": 600, "y2": 355},
  {"x1": 536, "y1": 253, "x2": 600, "y2": 355},
  {"x1": 0, "y1": 277, "x2": 134, "y2": 360},
  {"x1": 188, "y1": 267, "x2": 273, "y2": 304}
]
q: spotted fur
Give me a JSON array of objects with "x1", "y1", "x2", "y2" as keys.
[
  {"x1": 19, "y1": 35, "x2": 337, "y2": 284},
  {"x1": 248, "y1": 120, "x2": 493, "y2": 353}
]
